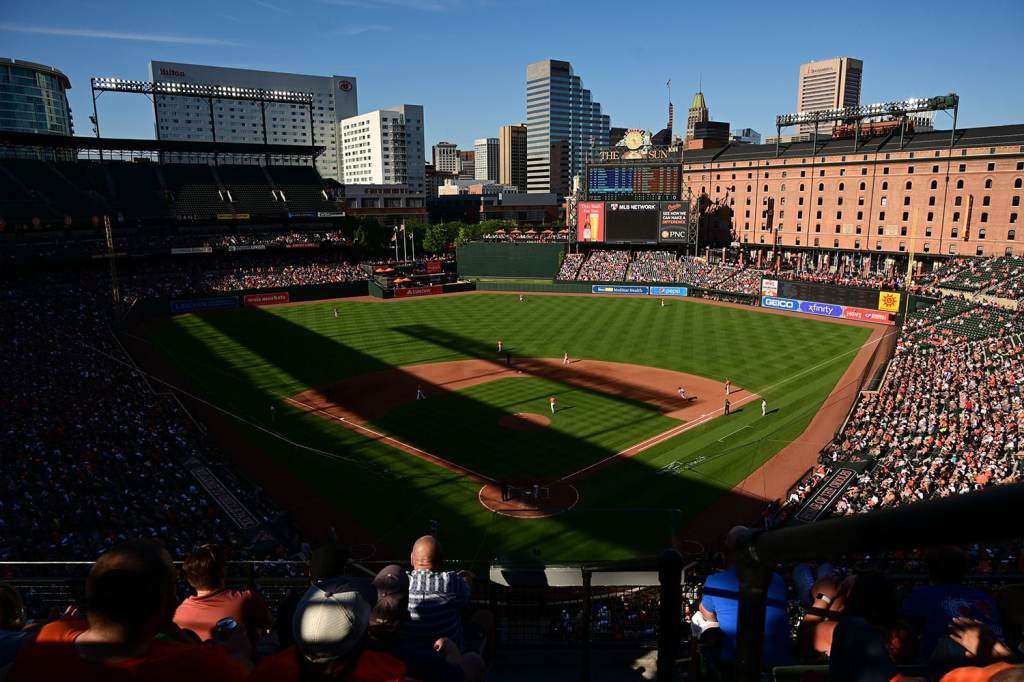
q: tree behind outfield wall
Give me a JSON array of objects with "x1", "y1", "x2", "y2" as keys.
[{"x1": 422, "y1": 223, "x2": 450, "y2": 253}]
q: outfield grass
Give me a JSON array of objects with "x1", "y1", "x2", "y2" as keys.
[{"x1": 146, "y1": 294, "x2": 872, "y2": 561}]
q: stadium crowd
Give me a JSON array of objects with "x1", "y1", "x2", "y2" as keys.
[{"x1": 558, "y1": 249, "x2": 765, "y2": 295}]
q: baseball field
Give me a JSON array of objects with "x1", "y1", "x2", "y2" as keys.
[{"x1": 140, "y1": 293, "x2": 877, "y2": 563}]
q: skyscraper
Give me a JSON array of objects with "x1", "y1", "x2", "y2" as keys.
[
  {"x1": 499, "y1": 124, "x2": 527, "y2": 191},
  {"x1": 525, "y1": 60, "x2": 609, "y2": 194},
  {"x1": 339, "y1": 104, "x2": 424, "y2": 193},
  {"x1": 474, "y1": 137, "x2": 499, "y2": 182},
  {"x1": 796, "y1": 57, "x2": 863, "y2": 135},
  {"x1": 686, "y1": 91, "x2": 708, "y2": 141},
  {"x1": 432, "y1": 141, "x2": 458, "y2": 173}
]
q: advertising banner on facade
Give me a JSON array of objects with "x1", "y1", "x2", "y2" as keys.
[
  {"x1": 649, "y1": 286, "x2": 689, "y2": 297},
  {"x1": 761, "y1": 278, "x2": 779, "y2": 297},
  {"x1": 243, "y1": 292, "x2": 290, "y2": 307},
  {"x1": 877, "y1": 291, "x2": 902, "y2": 312},
  {"x1": 170, "y1": 296, "x2": 239, "y2": 314},
  {"x1": 592, "y1": 285, "x2": 650, "y2": 295},
  {"x1": 658, "y1": 202, "x2": 690, "y2": 242},
  {"x1": 426, "y1": 260, "x2": 443, "y2": 274},
  {"x1": 842, "y1": 306, "x2": 895, "y2": 324},
  {"x1": 798, "y1": 300, "x2": 844, "y2": 318},
  {"x1": 228, "y1": 245, "x2": 266, "y2": 252},
  {"x1": 394, "y1": 285, "x2": 443, "y2": 298},
  {"x1": 170, "y1": 246, "x2": 213, "y2": 255},
  {"x1": 761, "y1": 296, "x2": 893, "y2": 324},
  {"x1": 577, "y1": 202, "x2": 605, "y2": 242}
]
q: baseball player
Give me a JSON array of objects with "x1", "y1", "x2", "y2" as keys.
[
  {"x1": 416, "y1": 385, "x2": 426, "y2": 401},
  {"x1": 725, "y1": 378, "x2": 731, "y2": 396},
  {"x1": 724, "y1": 398, "x2": 731, "y2": 415},
  {"x1": 562, "y1": 351, "x2": 569, "y2": 366},
  {"x1": 549, "y1": 395, "x2": 557, "y2": 414},
  {"x1": 333, "y1": 308, "x2": 339, "y2": 318},
  {"x1": 660, "y1": 298, "x2": 665, "y2": 308},
  {"x1": 497, "y1": 340, "x2": 503, "y2": 353},
  {"x1": 761, "y1": 399, "x2": 767, "y2": 417},
  {"x1": 677, "y1": 386, "x2": 686, "y2": 401},
  {"x1": 519, "y1": 294, "x2": 525, "y2": 303}
]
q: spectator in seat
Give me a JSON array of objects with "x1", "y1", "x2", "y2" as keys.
[
  {"x1": 276, "y1": 543, "x2": 353, "y2": 650},
  {"x1": 902, "y1": 547, "x2": 1005, "y2": 661},
  {"x1": 172, "y1": 543, "x2": 271, "y2": 660},
  {"x1": 7, "y1": 539, "x2": 246, "y2": 681},
  {"x1": 697, "y1": 526, "x2": 792, "y2": 672},
  {"x1": 0, "y1": 583, "x2": 32, "y2": 680},
  {"x1": 248, "y1": 578, "x2": 405, "y2": 682},
  {"x1": 402, "y1": 536, "x2": 474, "y2": 654}
]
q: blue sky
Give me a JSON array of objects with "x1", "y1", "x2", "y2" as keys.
[{"x1": 3, "y1": 0, "x2": 1022, "y2": 151}]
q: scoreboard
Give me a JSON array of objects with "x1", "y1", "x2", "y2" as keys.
[{"x1": 588, "y1": 165, "x2": 681, "y2": 201}]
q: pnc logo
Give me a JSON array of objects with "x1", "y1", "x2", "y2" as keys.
[
  {"x1": 159, "y1": 68, "x2": 185, "y2": 77},
  {"x1": 338, "y1": 80, "x2": 353, "y2": 91}
]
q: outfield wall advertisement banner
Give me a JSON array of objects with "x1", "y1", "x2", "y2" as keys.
[
  {"x1": 170, "y1": 296, "x2": 239, "y2": 314},
  {"x1": 592, "y1": 285, "x2": 649, "y2": 295},
  {"x1": 649, "y1": 286, "x2": 689, "y2": 297},
  {"x1": 170, "y1": 246, "x2": 213, "y2": 255},
  {"x1": 243, "y1": 292, "x2": 290, "y2": 307},
  {"x1": 761, "y1": 296, "x2": 894, "y2": 324},
  {"x1": 577, "y1": 202, "x2": 605, "y2": 242},
  {"x1": 394, "y1": 285, "x2": 443, "y2": 298},
  {"x1": 761, "y1": 278, "x2": 779, "y2": 297}
]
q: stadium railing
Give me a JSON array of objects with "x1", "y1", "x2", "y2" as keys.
[{"x1": 731, "y1": 481, "x2": 1024, "y2": 680}]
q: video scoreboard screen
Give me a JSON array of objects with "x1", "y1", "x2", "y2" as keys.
[
  {"x1": 587, "y1": 165, "x2": 681, "y2": 201},
  {"x1": 605, "y1": 202, "x2": 660, "y2": 243}
]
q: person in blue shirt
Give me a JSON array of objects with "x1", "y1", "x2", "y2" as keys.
[{"x1": 698, "y1": 526, "x2": 793, "y2": 670}]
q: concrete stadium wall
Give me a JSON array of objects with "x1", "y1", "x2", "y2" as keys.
[{"x1": 456, "y1": 242, "x2": 566, "y2": 279}]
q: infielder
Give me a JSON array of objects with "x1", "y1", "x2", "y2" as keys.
[
  {"x1": 725, "y1": 378, "x2": 731, "y2": 396},
  {"x1": 677, "y1": 386, "x2": 686, "y2": 401},
  {"x1": 562, "y1": 351, "x2": 569, "y2": 366},
  {"x1": 416, "y1": 385, "x2": 426, "y2": 400},
  {"x1": 549, "y1": 395, "x2": 557, "y2": 414},
  {"x1": 497, "y1": 340, "x2": 503, "y2": 353}
]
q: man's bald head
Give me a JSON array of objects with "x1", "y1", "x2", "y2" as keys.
[
  {"x1": 410, "y1": 535, "x2": 442, "y2": 570},
  {"x1": 86, "y1": 540, "x2": 175, "y2": 633}
]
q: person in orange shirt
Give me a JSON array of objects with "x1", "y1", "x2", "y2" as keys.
[
  {"x1": 249, "y1": 578, "x2": 405, "y2": 682},
  {"x1": 8, "y1": 539, "x2": 247, "y2": 682},
  {"x1": 172, "y1": 544, "x2": 270, "y2": 661}
]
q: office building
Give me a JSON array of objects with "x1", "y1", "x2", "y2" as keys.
[
  {"x1": 458, "y1": 150, "x2": 475, "y2": 179},
  {"x1": 499, "y1": 124, "x2": 527, "y2": 191},
  {"x1": 0, "y1": 58, "x2": 73, "y2": 136},
  {"x1": 148, "y1": 61, "x2": 357, "y2": 181},
  {"x1": 796, "y1": 57, "x2": 863, "y2": 135},
  {"x1": 432, "y1": 141, "x2": 459, "y2": 173},
  {"x1": 474, "y1": 137, "x2": 499, "y2": 182},
  {"x1": 339, "y1": 104, "x2": 425, "y2": 193},
  {"x1": 686, "y1": 91, "x2": 708, "y2": 140},
  {"x1": 730, "y1": 128, "x2": 762, "y2": 145},
  {"x1": 525, "y1": 59, "x2": 610, "y2": 194}
]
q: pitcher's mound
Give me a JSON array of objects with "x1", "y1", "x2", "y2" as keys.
[{"x1": 499, "y1": 412, "x2": 550, "y2": 430}]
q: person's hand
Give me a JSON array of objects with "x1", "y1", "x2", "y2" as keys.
[{"x1": 949, "y1": 617, "x2": 1012, "y2": 663}]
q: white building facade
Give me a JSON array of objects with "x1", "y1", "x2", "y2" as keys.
[
  {"x1": 148, "y1": 61, "x2": 357, "y2": 181},
  {"x1": 340, "y1": 104, "x2": 425, "y2": 193},
  {"x1": 473, "y1": 137, "x2": 499, "y2": 182},
  {"x1": 432, "y1": 141, "x2": 459, "y2": 173}
]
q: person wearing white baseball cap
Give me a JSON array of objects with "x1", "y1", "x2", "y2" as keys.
[{"x1": 249, "y1": 578, "x2": 406, "y2": 681}]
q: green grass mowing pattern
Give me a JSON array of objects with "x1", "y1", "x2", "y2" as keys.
[
  {"x1": 372, "y1": 377, "x2": 679, "y2": 481},
  {"x1": 148, "y1": 294, "x2": 873, "y2": 561}
]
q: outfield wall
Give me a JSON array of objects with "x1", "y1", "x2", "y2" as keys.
[{"x1": 456, "y1": 242, "x2": 566, "y2": 279}]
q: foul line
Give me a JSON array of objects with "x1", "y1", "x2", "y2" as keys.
[
  {"x1": 559, "y1": 326, "x2": 896, "y2": 483},
  {"x1": 718, "y1": 425, "x2": 752, "y2": 442},
  {"x1": 285, "y1": 396, "x2": 496, "y2": 485}
]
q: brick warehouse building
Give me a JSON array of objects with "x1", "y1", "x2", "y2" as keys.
[{"x1": 681, "y1": 124, "x2": 1024, "y2": 258}]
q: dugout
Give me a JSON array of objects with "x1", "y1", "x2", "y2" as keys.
[{"x1": 457, "y1": 241, "x2": 566, "y2": 279}]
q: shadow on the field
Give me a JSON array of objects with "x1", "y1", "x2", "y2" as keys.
[{"x1": 149, "y1": 307, "x2": 785, "y2": 562}]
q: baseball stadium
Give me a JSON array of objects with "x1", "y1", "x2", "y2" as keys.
[{"x1": 2, "y1": 78, "x2": 1023, "y2": 680}]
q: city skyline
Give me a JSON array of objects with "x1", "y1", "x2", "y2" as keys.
[{"x1": 1, "y1": 0, "x2": 1022, "y2": 152}]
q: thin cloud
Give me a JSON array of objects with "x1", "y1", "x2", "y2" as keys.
[
  {"x1": 249, "y1": 0, "x2": 289, "y2": 12},
  {"x1": 319, "y1": 0, "x2": 459, "y2": 12},
  {"x1": 0, "y1": 23, "x2": 241, "y2": 46},
  {"x1": 336, "y1": 24, "x2": 392, "y2": 35}
]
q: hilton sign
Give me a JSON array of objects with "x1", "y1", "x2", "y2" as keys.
[{"x1": 159, "y1": 68, "x2": 186, "y2": 77}]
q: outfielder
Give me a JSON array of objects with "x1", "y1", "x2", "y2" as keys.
[
  {"x1": 549, "y1": 395, "x2": 557, "y2": 414},
  {"x1": 497, "y1": 340, "x2": 503, "y2": 353},
  {"x1": 761, "y1": 399, "x2": 767, "y2": 417}
]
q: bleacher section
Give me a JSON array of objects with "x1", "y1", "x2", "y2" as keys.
[
  {"x1": 105, "y1": 161, "x2": 167, "y2": 221},
  {"x1": 267, "y1": 165, "x2": 335, "y2": 214},
  {"x1": 218, "y1": 165, "x2": 286, "y2": 217},
  {"x1": 161, "y1": 164, "x2": 227, "y2": 219}
]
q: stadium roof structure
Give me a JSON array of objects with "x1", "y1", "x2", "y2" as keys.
[
  {"x1": 680, "y1": 124, "x2": 1024, "y2": 166},
  {"x1": 0, "y1": 131, "x2": 325, "y2": 159}
]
